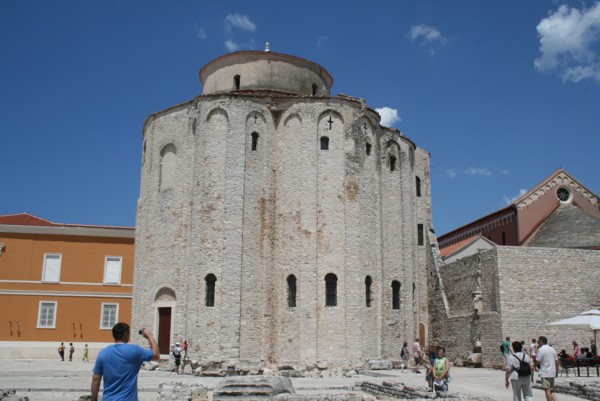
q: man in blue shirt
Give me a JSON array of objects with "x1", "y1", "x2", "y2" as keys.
[{"x1": 92, "y1": 323, "x2": 160, "y2": 401}]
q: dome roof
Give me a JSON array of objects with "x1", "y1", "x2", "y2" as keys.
[{"x1": 199, "y1": 50, "x2": 333, "y2": 96}]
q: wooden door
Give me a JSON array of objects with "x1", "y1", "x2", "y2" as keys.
[{"x1": 157, "y1": 307, "x2": 171, "y2": 355}]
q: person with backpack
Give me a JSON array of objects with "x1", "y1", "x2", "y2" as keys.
[
  {"x1": 505, "y1": 341, "x2": 534, "y2": 401},
  {"x1": 172, "y1": 342, "x2": 182, "y2": 374}
]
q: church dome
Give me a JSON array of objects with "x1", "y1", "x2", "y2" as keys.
[{"x1": 199, "y1": 50, "x2": 333, "y2": 96}]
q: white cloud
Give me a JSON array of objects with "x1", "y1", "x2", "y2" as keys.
[
  {"x1": 375, "y1": 107, "x2": 401, "y2": 127},
  {"x1": 224, "y1": 38, "x2": 256, "y2": 52},
  {"x1": 503, "y1": 189, "x2": 528, "y2": 205},
  {"x1": 195, "y1": 26, "x2": 207, "y2": 40},
  {"x1": 408, "y1": 24, "x2": 446, "y2": 43},
  {"x1": 465, "y1": 167, "x2": 492, "y2": 176},
  {"x1": 224, "y1": 13, "x2": 256, "y2": 33},
  {"x1": 534, "y1": 2, "x2": 600, "y2": 82},
  {"x1": 446, "y1": 169, "x2": 457, "y2": 179},
  {"x1": 225, "y1": 40, "x2": 240, "y2": 52},
  {"x1": 499, "y1": 169, "x2": 510, "y2": 175},
  {"x1": 316, "y1": 36, "x2": 328, "y2": 50}
]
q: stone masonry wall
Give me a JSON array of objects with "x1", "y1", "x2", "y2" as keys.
[
  {"x1": 429, "y1": 245, "x2": 600, "y2": 368},
  {"x1": 133, "y1": 89, "x2": 432, "y2": 365}
]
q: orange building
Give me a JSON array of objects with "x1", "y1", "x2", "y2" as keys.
[{"x1": 0, "y1": 213, "x2": 134, "y2": 359}]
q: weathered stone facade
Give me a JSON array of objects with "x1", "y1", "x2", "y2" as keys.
[
  {"x1": 429, "y1": 245, "x2": 600, "y2": 367},
  {"x1": 132, "y1": 51, "x2": 432, "y2": 366}
]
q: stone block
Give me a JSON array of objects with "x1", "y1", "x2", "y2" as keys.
[{"x1": 213, "y1": 376, "x2": 294, "y2": 401}]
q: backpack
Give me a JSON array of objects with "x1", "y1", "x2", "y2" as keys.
[
  {"x1": 512, "y1": 354, "x2": 531, "y2": 377},
  {"x1": 173, "y1": 349, "x2": 181, "y2": 358}
]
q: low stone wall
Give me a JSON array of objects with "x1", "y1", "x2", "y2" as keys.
[
  {"x1": 273, "y1": 394, "x2": 374, "y2": 401},
  {"x1": 358, "y1": 381, "x2": 495, "y2": 401},
  {"x1": 533, "y1": 380, "x2": 600, "y2": 401}
]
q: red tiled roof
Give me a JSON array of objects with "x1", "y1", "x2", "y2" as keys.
[
  {"x1": 439, "y1": 235, "x2": 480, "y2": 258},
  {"x1": 0, "y1": 213, "x2": 58, "y2": 226}
]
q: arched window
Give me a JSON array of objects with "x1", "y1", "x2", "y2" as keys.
[
  {"x1": 325, "y1": 273, "x2": 337, "y2": 306},
  {"x1": 287, "y1": 275, "x2": 297, "y2": 307},
  {"x1": 365, "y1": 142, "x2": 372, "y2": 156},
  {"x1": 365, "y1": 276, "x2": 372, "y2": 308},
  {"x1": 392, "y1": 280, "x2": 401, "y2": 310},
  {"x1": 205, "y1": 274, "x2": 217, "y2": 307},
  {"x1": 234, "y1": 75, "x2": 241, "y2": 90},
  {"x1": 251, "y1": 132, "x2": 259, "y2": 151},
  {"x1": 389, "y1": 155, "x2": 397, "y2": 172},
  {"x1": 312, "y1": 84, "x2": 318, "y2": 96},
  {"x1": 416, "y1": 176, "x2": 422, "y2": 197},
  {"x1": 160, "y1": 144, "x2": 176, "y2": 192},
  {"x1": 320, "y1": 136, "x2": 329, "y2": 151}
]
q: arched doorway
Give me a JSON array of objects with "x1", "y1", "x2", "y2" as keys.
[{"x1": 154, "y1": 287, "x2": 176, "y2": 355}]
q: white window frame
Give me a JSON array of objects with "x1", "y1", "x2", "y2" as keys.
[
  {"x1": 42, "y1": 253, "x2": 62, "y2": 283},
  {"x1": 37, "y1": 301, "x2": 57, "y2": 328},
  {"x1": 100, "y1": 303, "x2": 119, "y2": 330},
  {"x1": 103, "y1": 256, "x2": 123, "y2": 285}
]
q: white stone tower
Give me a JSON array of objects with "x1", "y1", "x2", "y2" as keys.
[{"x1": 132, "y1": 50, "x2": 432, "y2": 366}]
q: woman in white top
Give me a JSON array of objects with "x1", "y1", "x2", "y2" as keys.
[{"x1": 505, "y1": 341, "x2": 534, "y2": 401}]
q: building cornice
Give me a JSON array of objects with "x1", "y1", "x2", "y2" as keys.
[{"x1": 0, "y1": 224, "x2": 134, "y2": 239}]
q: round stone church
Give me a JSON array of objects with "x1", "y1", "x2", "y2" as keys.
[{"x1": 132, "y1": 49, "x2": 433, "y2": 367}]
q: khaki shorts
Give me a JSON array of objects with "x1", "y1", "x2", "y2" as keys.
[{"x1": 541, "y1": 377, "x2": 555, "y2": 389}]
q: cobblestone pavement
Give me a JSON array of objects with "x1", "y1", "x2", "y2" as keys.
[{"x1": 0, "y1": 360, "x2": 597, "y2": 401}]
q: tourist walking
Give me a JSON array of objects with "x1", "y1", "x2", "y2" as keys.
[
  {"x1": 530, "y1": 338, "x2": 538, "y2": 370},
  {"x1": 505, "y1": 341, "x2": 534, "y2": 401},
  {"x1": 502, "y1": 337, "x2": 511, "y2": 366},
  {"x1": 412, "y1": 339, "x2": 423, "y2": 373},
  {"x1": 91, "y1": 323, "x2": 159, "y2": 401},
  {"x1": 400, "y1": 341, "x2": 409, "y2": 370},
  {"x1": 182, "y1": 340, "x2": 188, "y2": 360},
  {"x1": 69, "y1": 343, "x2": 74, "y2": 361},
  {"x1": 57, "y1": 343, "x2": 65, "y2": 361},
  {"x1": 82, "y1": 344, "x2": 89, "y2": 361},
  {"x1": 536, "y1": 336, "x2": 558, "y2": 401}
]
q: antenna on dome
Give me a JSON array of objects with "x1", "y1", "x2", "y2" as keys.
[{"x1": 265, "y1": 42, "x2": 270, "y2": 52}]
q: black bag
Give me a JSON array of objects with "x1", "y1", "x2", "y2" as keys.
[
  {"x1": 512, "y1": 354, "x2": 531, "y2": 377},
  {"x1": 500, "y1": 344, "x2": 504, "y2": 353}
]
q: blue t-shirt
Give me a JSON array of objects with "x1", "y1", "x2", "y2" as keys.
[{"x1": 93, "y1": 343, "x2": 155, "y2": 401}]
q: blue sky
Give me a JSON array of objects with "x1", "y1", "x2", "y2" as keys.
[{"x1": 1, "y1": 0, "x2": 599, "y2": 235}]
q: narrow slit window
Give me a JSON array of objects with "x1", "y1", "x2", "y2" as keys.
[
  {"x1": 389, "y1": 155, "x2": 396, "y2": 172},
  {"x1": 416, "y1": 176, "x2": 422, "y2": 197},
  {"x1": 320, "y1": 136, "x2": 329, "y2": 151},
  {"x1": 205, "y1": 274, "x2": 217, "y2": 307},
  {"x1": 312, "y1": 84, "x2": 318, "y2": 96},
  {"x1": 366, "y1": 143, "x2": 372, "y2": 156},
  {"x1": 251, "y1": 132, "x2": 259, "y2": 151},
  {"x1": 392, "y1": 280, "x2": 401, "y2": 310},
  {"x1": 365, "y1": 276, "x2": 372, "y2": 308},
  {"x1": 418, "y1": 224, "x2": 424, "y2": 246},
  {"x1": 287, "y1": 275, "x2": 297, "y2": 307},
  {"x1": 325, "y1": 273, "x2": 337, "y2": 306},
  {"x1": 234, "y1": 75, "x2": 241, "y2": 90}
]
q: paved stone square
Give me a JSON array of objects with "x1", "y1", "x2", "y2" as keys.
[{"x1": 0, "y1": 359, "x2": 598, "y2": 400}]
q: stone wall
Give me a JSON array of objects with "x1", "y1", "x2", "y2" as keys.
[
  {"x1": 132, "y1": 87, "x2": 433, "y2": 366},
  {"x1": 429, "y1": 245, "x2": 600, "y2": 367}
]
